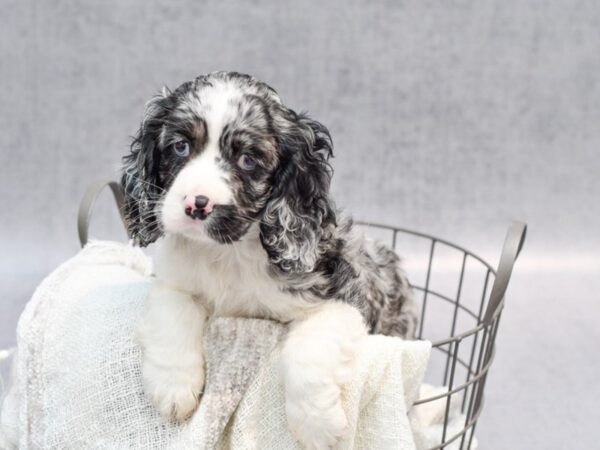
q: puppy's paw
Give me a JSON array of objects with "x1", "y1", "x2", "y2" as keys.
[
  {"x1": 142, "y1": 359, "x2": 205, "y2": 422},
  {"x1": 286, "y1": 388, "x2": 348, "y2": 450},
  {"x1": 281, "y1": 303, "x2": 366, "y2": 449}
]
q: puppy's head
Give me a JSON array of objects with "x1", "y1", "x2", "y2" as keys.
[{"x1": 122, "y1": 71, "x2": 335, "y2": 273}]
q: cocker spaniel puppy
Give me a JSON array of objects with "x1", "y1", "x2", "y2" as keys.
[{"x1": 122, "y1": 71, "x2": 418, "y2": 449}]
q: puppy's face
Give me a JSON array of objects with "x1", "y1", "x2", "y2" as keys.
[
  {"x1": 155, "y1": 79, "x2": 281, "y2": 244},
  {"x1": 122, "y1": 72, "x2": 335, "y2": 272}
]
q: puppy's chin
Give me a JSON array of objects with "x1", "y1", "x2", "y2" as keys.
[
  {"x1": 161, "y1": 205, "x2": 253, "y2": 246},
  {"x1": 204, "y1": 206, "x2": 254, "y2": 244}
]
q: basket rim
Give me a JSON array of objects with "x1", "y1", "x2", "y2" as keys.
[
  {"x1": 355, "y1": 220, "x2": 504, "y2": 347},
  {"x1": 355, "y1": 220, "x2": 496, "y2": 272}
]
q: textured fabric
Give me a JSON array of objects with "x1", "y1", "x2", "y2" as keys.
[
  {"x1": 0, "y1": 241, "x2": 436, "y2": 449},
  {"x1": 218, "y1": 332, "x2": 431, "y2": 450}
]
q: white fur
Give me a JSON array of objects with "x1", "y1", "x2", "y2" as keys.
[
  {"x1": 136, "y1": 281, "x2": 207, "y2": 421},
  {"x1": 281, "y1": 302, "x2": 367, "y2": 450},
  {"x1": 152, "y1": 227, "x2": 317, "y2": 320},
  {"x1": 137, "y1": 227, "x2": 366, "y2": 448}
]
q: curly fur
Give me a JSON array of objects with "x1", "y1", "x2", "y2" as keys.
[{"x1": 121, "y1": 71, "x2": 418, "y2": 449}]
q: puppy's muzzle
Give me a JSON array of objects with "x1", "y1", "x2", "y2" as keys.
[{"x1": 184, "y1": 195, "x2": 213, "y2": 220}]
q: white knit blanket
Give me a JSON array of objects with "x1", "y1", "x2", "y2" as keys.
[{"x1": 0, "y1": 241, "x2": 437, "y2": 449}]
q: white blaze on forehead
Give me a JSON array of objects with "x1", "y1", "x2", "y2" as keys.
[{"x1": 195, "y1": 80, "x2": 242, "y2": 147}]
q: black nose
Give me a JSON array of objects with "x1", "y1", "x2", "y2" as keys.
[{"x1": 195, "y1": 195, "x2": 209, "y2": 209}]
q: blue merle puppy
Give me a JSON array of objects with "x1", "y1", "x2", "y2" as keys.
[{"x1": 122, "y1": 71, "x2": 417, "y2": 450}]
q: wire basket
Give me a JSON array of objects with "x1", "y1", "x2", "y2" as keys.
[
  {"x1": 356, "y1": 221, "x2": 526, "y2": 449},
  {"x1": 79, "y1": 180, "x2": 526, "y2": 450}
]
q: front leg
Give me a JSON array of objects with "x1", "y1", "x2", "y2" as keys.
[
  {"x1": 281, "y1": 302, "x2": 367, "y2": 450},
  {"x1": 136, "y1": 281, "x2": 207, "y2": 421}
]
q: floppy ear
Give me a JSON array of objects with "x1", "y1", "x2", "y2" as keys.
[
  {"x1": 260, "y1": 110, "x2": 336, "y2": 273},
  {"x1": 120, "y1": 89, "x2": 172, "y2": 246}
]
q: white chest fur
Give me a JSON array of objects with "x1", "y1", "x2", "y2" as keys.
[{"x1": 152, "y1": 229, "x2": 315, "y2": 321}]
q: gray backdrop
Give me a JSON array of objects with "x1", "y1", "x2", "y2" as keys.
[{"x1": 1, "y1": 0, "x2": 598, "y2": 448}]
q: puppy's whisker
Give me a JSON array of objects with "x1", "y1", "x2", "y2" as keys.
[{"x1": 124, "y1": 176, "x2": 167, "y2": 193}]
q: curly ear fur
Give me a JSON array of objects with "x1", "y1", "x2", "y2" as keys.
[
  {"x1": 121, "y1": 89, "x2": 173, "y2": 246},
  {"x1": 260, "y1": 110, "x2": 336, "y2": 273}
]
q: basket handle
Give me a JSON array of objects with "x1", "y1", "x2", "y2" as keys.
[
  {"x1": 482, "y1": 221, "x2": 527, "y2": 324},
  {"x1": 77, "y1": 179, "x2": 127, "y2": 247}
]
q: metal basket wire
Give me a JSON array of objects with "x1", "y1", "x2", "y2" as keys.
[
  {"x1": 357, "y1": 221, "x2": 527, "y2": 450},
  {"x1": 79, "y1": 180, "x2": 526, "y2": 450}
]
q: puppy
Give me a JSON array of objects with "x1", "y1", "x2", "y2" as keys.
[{"x1": 121, "y1": 71, "x2": 418, "y2": 449}]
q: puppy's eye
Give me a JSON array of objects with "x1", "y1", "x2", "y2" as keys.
[
  {"x1": 172, "y1": 141, "x2": 190, "y2": 157},
  {"x1": 237, "y1": 154, "x2": 257, "y2": 171}
]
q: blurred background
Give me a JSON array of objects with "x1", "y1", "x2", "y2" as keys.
[{"x1": 1, "y1": 0, "x2": 598, "y2": 448}]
